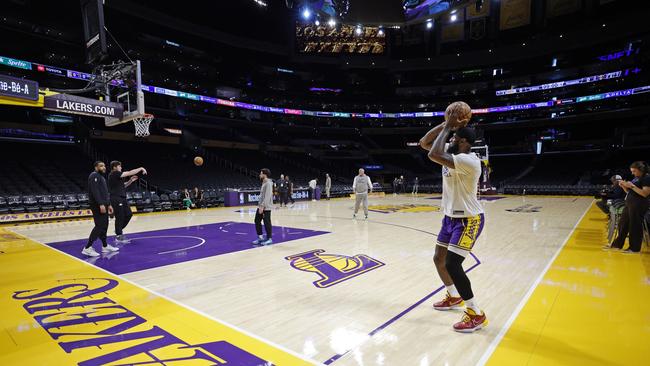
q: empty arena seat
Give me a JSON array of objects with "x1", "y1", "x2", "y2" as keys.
[
  {"x1": 77, "y1": 193, "x2": 90, "y2": 209},
  {"x1": 141, "y1": 192, "x2": 154, "y2": 213},
  {"x1": 37, "y1": 195, "x2": 54, "y2": 212},
  {"x1": 0, "y1": 197, "x2": 8, "y2": 214},
  {"x1": 159, "y1": 194, "x2": 172, "y2": 211},
  {"x1": 151, "y1": 193, "x2": 162, "y2": 211},
  {"x1": 65, "y1": 194, "x2": 80, "y2": 210},
  {"x1": 169, "y1": 192, "x2": 183, "y2": 210},
  {"x1": 8, "y1": 196, "x2": 26, "y2": 213},
  {"x1": 23, "y1": 195, "x2": 39, "y2": 213},
  {"x1": 52, "y1": 195, "x2": 67, "y2": 211}
]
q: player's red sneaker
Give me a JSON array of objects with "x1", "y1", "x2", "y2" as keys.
[
  {"x1": 433, "y1": 292, "x2": 464, "y2": 311},
  {"x1": 453, "y1": 309, "x2": 488, "y2": 333}
]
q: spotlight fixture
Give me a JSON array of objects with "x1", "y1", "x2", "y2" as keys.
[
  {"x1": 355, "y1": 26, "x2": 362, "y2": 35},
  {"x1": 450, "y1": 14, "x2": 457, "y2": 22},
  {"x1": 426, "y1": 20, "x2": 433, "y2": 29},
  {"x1": 378, "y1": 29, "x2": 384, "y2": 36},
  {"x1": 302, "y1": 8, "x2": 311, "y2": 19},
  {"x1": 328, "y1": 18, "x2": 336, "y2": 27},
  {"x1": 315, "y1": 19, "x2": 320, "y2": 26}
]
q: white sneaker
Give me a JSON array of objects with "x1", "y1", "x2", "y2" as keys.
[
  {"x1": 82, "y1": 247, "x2": 100, "y2": 257},
  {"x1": 115, "y1": 235, "x2": 131, "y2": 244},
  {"x1": 102, "y1": 245, "x2": 120, "y2": 253}
]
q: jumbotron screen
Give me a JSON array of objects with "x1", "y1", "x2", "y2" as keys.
[{"x1": 295, "y1": 23, "x2": 385, "y2": 54}]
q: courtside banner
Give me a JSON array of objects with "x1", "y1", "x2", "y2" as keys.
[
  {"x1": 44, "y1": 93, "x2": 123, "y2": 119},
  {"x1": 0, "y1": 207, "x2": 139, "y2": 223},
  {"x1": 0, "y1": 209, "x2": 93, "y2": 223}
]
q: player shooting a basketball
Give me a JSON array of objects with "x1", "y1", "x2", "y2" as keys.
[
  {"x1": 108, "y1": 161, "x2": 147, "y2": 244},
  {"x1": 419, "y1": 101, "x2": 487, "y2": 333}
]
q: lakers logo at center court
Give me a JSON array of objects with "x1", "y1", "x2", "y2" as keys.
[
  {"x1": 286, "y1": 249, "x2": 385, "y2": 288},
  {"x1": 369, "y1": 203, "x2": 441, "y2": 214}
]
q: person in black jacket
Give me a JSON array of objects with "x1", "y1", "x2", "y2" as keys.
[
  {"x1": 278, "y1": 174, "x2": 289, "y2": 207},
  {"x1": 82, "y1": 161, "x2": 119, "y2": 257},
  {"x1": 108, "y1": 161, "x2": 146, "y2": 244},
  {"x1": 286, "y1": 175, "x2": 295, "y2": 204},
  {"x1": 596, "y1": 175, "x2": 625, "y2": 214},
  {"x1": 608, "y1": 161, "x2": 650, "y2": 253}
]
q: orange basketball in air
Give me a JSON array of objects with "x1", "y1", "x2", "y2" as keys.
[{"x1": 194, "y1": 156, "x2": 204, "y2": 166}]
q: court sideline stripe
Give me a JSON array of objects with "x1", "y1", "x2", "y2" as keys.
[
  {"x1": 474, "y1": 202, "x2": 592, "y2": 366},
  {"x1": 7, "y1": 228, "x2": 324, "y2": 366}
]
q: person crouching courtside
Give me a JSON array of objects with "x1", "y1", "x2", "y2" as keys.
[{"x1": 253, "y1": 168, "x2": 274, "y2": 246}]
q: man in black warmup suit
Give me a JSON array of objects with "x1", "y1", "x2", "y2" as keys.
[
  {"x1": 108, "y1": 161, "x2": 147, "y2": 243},
  {"x1": 82, "y1": 161, "x2": 119, "y2": 257}
]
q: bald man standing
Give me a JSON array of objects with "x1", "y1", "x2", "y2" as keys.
[{"x1": 352, "y1": 168, "x2": 372, "y2": 219}]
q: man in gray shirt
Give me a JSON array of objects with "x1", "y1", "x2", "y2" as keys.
[
  {"x1": 352, "y1": 168, "x2": 372, "y2": 219},
  {"x1": 253, "y1": 168, "x2": 274, "y2": 245}
]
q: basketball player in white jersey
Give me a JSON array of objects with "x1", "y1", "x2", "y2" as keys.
[{"x1": 419, "y1": 101, "x2": 487, "y2": 333}]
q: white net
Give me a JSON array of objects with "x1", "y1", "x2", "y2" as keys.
[{"x1": 133, "y1": 114, "x2": 153, "y2": 137}]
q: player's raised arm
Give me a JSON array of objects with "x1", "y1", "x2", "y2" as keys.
[
  {"x1": 428, "y1": 124, "x2": 455, "y2": 168},
  {"x1": 419, "y1": 122, "x2": 447, "y2": 151},
  {"x1": 121, "y1": 167, "x2": 147, "y2": 178}
]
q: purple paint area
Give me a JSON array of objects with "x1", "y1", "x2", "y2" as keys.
[
  {"x1": 47, "y1": 222, "x2": 329, "y2": 274},
  {"x1": 323, "y1": 252, "x2": 481, "y2": 365},
  {"x1": 427, "y1": 196, "x2": 507, "y2": 201}
]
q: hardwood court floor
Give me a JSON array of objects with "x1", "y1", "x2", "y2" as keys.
[{"x1": 2, "y1": 195, "x2": 647, "y2": 365}]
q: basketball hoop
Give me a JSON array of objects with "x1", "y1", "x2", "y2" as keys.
[{"x1": 133, "y1": 113, "x2": 153, "y2": 137}]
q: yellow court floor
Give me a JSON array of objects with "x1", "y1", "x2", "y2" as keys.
[
  {"x1": 483, "y1": 204, "x2": 649, "y2": 366},
  {"x1": 0, "y1": 195, "x2": 647, "y2": 365},
  {"x1": 0, "y1": 228, "x2": 317, "y2": 366}
]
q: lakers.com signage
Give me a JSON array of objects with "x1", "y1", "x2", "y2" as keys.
[
  {"x1": 44, "y1": 93, "x2": 124, "y2": 119},
  {"x1": 0, "y1": 209, "x2": 93, "y2": 223}
]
